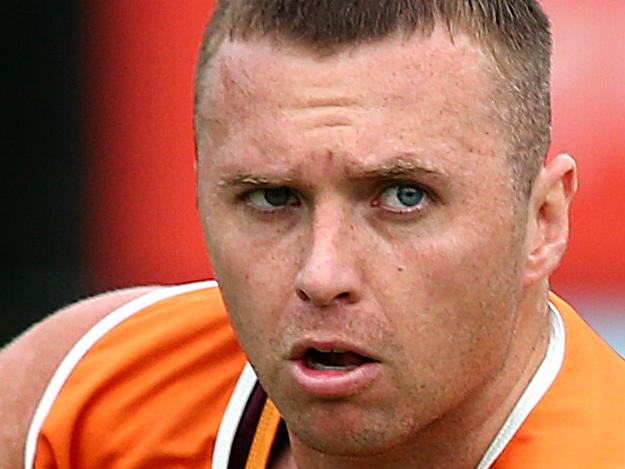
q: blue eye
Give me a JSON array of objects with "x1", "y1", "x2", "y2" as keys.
[
  {"x1": 378, "y1": 184, "x2": 426, "y2": 210},
  {"x1": 247, "y1": 187, "x2": 299, "y2": 209}
]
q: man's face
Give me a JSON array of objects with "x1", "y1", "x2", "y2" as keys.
[{"x1": 197, "y1": 30, "x2": 528, "y2": 455}]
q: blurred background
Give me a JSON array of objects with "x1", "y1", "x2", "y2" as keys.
[{"x1": 5, "y1": 1, "x2": 624, "y2": 356}]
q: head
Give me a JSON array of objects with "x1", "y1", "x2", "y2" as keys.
[{"x1": 194, "y1": 0, "x2": 576, "y2": 464}]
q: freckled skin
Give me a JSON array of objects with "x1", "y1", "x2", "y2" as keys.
[{"x1": 196, "y1": 30, "x2": 573, "y2": 469}]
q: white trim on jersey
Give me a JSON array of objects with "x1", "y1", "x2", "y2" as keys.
[
  {"x1": 476, "y1": 302, "x2": 566, "y2": 468},
  {"x1": 23, "y1": 280, "x2": 218, "y2": 469},
  {"x1": 212, "y1": 363, "x2": 259, "y2": 469},
  {"x1": 25, "y1": 286, "x2": 567, "y2": 468},
  {"x1": 212, "y1": 302, "x2": 567, "y2": 469}
]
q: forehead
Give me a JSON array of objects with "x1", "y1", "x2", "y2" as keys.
[
  {"x1": 199, "y1": 27, "x2": 496, "y2": 118},
  {"x1": 196, "y1": 28, "x2": 506, "y2": 177}
]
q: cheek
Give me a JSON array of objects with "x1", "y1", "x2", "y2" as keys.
[
  {"x1": 202, "y1": 209, "x2": 302, "y2": 344},
  {"x1": 209, "y1": 225, "x2": 300, "y2": 299},
  {"x1": 374, "y1": 217, "x2": 523, "y2": 372}
]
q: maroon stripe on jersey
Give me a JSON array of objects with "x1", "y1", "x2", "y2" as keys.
[{"x1": 228, "y1": 381, "x2": 268, "y2": 469}]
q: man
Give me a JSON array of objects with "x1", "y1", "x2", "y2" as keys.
[{"x1": 2, "y1": 1, "x2": 624, "y2": 467}]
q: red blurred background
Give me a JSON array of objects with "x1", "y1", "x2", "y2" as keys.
[{"x1": 80, "y1": 1, "x2": 625, "y2": 351}]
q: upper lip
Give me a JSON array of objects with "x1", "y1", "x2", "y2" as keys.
[{"x1": 288, "y1": 338, "x2": 380, "y2": 362}]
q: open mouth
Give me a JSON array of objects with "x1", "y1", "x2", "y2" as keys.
[
  {"x1": 304, "y1": 348, "x2": 374, "y2": 371},
  {"x1": 290, "y1": 344, "x2": 382, "y2": 396}
]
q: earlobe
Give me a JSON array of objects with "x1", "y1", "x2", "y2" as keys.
[{"x1": 523, "y1": 154, "x2": 577, "y2": 287}]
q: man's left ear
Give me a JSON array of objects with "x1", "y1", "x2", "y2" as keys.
[{"x1": 523, "y1": 153, "x2": 578, "y2": 287}]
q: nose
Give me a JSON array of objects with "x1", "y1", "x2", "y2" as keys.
[{"x1": 294, "y1": 207, "x2": 362, "y2": 307}]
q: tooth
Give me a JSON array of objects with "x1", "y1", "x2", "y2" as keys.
[{"x1": 310, "y1": 363, "x2": 357, "y2": 371}]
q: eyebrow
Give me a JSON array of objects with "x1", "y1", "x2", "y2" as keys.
[
  {"x1": 217, "y1": 174, "x2": 296, "y2": 188},
  {"x1": 352, "y1": 155, "x2": 447, "y2": 180},
  {"x1": 216, "y1": 155, "x2": 446, "y2": 188}
]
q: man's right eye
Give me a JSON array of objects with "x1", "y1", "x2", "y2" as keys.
[{"x1": 246, "y1": 187, "x2": 300, "y2": 209}]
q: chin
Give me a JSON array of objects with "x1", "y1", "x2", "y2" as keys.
[{"x1": 282, "y1": 399, "x2": 420, "y2": 458}]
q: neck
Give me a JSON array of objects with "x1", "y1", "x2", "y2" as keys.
[{"x1": 272, "y1": 289, "x2": 552, "y2": 469}]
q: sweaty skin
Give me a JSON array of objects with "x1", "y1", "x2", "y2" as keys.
[{"x1": 196, "y1": 29, "x2": 576, "y2": 469}]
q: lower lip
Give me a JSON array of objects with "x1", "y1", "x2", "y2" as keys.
[{"x1": 288, "y1": 360, "x2": 381, "y2": 398}]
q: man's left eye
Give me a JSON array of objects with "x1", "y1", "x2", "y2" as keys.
[{"x1": 377, "y1": 184, "x2": 426, "y2": 210}]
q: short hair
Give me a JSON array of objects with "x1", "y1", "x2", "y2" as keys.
[{"x1": 194, "y1": 0, "x2": 552, "y2": 198}]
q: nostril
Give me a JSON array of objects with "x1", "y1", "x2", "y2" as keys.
[
  {"x1": 296, "y1": 288, "x2": 309, "y2": 302},
  {"x1": 296, "y1": 288, "x2": 352, "y2": 304}
]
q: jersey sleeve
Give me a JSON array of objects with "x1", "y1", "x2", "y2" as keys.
[{"x1": 26, "y1": 282, "x2": 247, "y2": 469}]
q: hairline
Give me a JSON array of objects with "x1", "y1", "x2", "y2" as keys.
[{"x1": 194, "y1": 14, "x2": 549, "y2": 202}]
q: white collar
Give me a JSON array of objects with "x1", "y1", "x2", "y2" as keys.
[
  {"x1": 213, "y1": 303, "x2": 566, "y2": 469},
  {"x1": 476, "y1": 302, "x2": 566, "y2": 468}
]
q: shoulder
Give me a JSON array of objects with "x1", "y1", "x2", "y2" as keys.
[
  {"x1": 1, "y1": 281, "x2": 244, "y2": 469},
  {"x1": 495, "y1": 294, "x2": 625, "y2": 468},
  {"x1": 0, "y1": 285, "x2": 158, "y2": 468}
]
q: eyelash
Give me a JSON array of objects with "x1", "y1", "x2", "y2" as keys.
[
  {"x1": 372, "y1": 182, "x2": 431, "y2": 214},
  {"x1": 241, "y1": 187, "x2": 300, "y2": 216},
  {"x1": 240, "y1": 182, "x2": 433, "y2": 216}
]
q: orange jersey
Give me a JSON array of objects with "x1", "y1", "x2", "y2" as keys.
[{"x1": 26, "y1": 282, "x2": 625, "y2": 468}]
